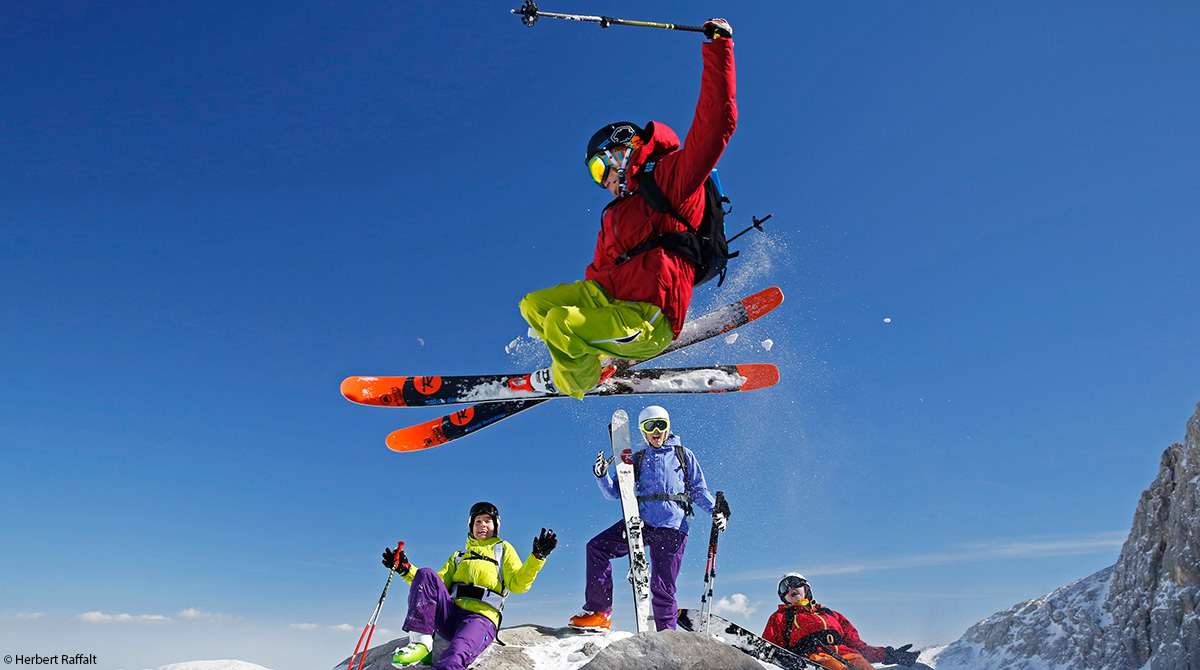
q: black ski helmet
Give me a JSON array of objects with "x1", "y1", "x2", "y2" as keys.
[
  {"x1": 468, "y1": 501, "x2": 500, "y2": 537},
  {"x1": 585, "y1": 122, "x2": 645, "y2": 164},
  {"x1": 778, "y1": 573, "x2": 812, "y2": 603}
]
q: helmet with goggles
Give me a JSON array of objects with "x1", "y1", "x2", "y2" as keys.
[
  {"x1": 468, "y1": 501, "x2": 500, "y2": 537},
  {"x1": 778, "y1": 573, "x2": 812, "y2": 603},
  {"x1": 586, "y1": 122, "x2": 645, "y2": 190},
  {"x1": 637, "y1": 405, "x2": 670, "y2": 436}
]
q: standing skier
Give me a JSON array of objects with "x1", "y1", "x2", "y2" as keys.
[
  {"x1": 516, "y1": 18, "x2": 737, "y2": 399},
  {"x1": 570, "y1": 405, "x2": 729, "y2": 631},
  {"x1": 383, "y1": 502, "x2": 557, "y2": 669},
  {"x1": 763, "y1": 573, "x2": 919, "y2": 669}
]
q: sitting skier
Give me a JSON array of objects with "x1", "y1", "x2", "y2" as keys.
[
  {"x1": 516, "y1": 18, "x2": 737, "y2": 399},
  {"x1": 383, "y1": 501, "x2": 557, "y2": 669},
  {"x1": 763, "y1": 573, "x2": 919, "y2": 669},
  {"x1": 569, "y1": 405, "x2": 730, "y2": 631}
]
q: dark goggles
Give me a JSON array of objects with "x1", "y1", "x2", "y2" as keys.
[
  {"x1": 640, "y1": 418, "x2": 670, "y2": 434},
  {"x1": 779, "y1": 576, "x2": 809, "y2": 597}
]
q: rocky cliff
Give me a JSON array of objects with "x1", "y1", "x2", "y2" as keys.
[{"x1": 936, "y1": 402, "x2": 1200, "y2": 670}]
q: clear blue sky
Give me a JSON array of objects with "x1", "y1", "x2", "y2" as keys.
[{"x1": 3, "y1": 2, "x2": 1199, "y2": 668}]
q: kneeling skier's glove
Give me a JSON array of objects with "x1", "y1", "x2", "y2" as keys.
[
  {"x1": 382, "y1": 545, "x2": 411, "y2": 576},
  {"x1": 532, "y1": 528, "x2": 558, "y2": 559},
  {"x1": 703, "y1": 18, "x2": 733, "y2": 40},
  {"x1": 884, "y1": 644, "x2": 918, "y2": 666},
  {"x1": 593, "y1": 451, "x2": 610, "y2": 478}
]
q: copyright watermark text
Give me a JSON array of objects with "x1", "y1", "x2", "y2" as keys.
[{"x1": 3, "y1": 655, "x2": 97, "y2": 665}]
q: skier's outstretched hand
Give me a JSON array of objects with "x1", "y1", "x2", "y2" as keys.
[
  {"x1": 593, "y1": 451, "x2": 610, "y2": 478},
  {"x1": 532, "y1": 528, "x2": 558, "y2": 559},
  {"x1": 382, "y1": 545, "x2": 411, "y2": 575},
  {"x1": 703, "y1": 18, "x2": 732, "y2": 40},
  {"x1": 884, "y1": 644, "x2": 919, "y2": 666}
]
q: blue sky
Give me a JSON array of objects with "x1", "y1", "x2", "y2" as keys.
[{"x1": 2, "y1": 1, "x2": 1199, "y2": 668}]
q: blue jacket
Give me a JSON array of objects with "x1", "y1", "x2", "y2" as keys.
[{"x1": 597, "y1": 434, "x2": 716, "y2": 534}]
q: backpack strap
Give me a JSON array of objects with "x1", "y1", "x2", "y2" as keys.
[
  {"x1": 633, "y1": 445, "x2": 694, "y2": 516},
  {"x1": 449, "y1": 543, "x2": 508, "y2": 612}
]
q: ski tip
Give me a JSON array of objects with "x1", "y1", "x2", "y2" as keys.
[
  {"x1": 340, "y1": 376, "x2": 372, "y2": 403},
  {"x1": 386, "y1": 420, "x2": 446, "y2": 452},
  {"x1": 735, "y1": 363, "x2": 780, "y2": 391},
  {"x1": 742, "y1": 286, "x2": 784, "y2": 320}
]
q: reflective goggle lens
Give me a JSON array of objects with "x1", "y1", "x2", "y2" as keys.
[
  {"x1": 779, "y1": 576, "x2": 808, "y2": 595},
  {"x1": 640, "y1": 418, "x2": 669, "y2": 434},
  {"x1": 588, "y1": 154, "x2": 609, "y2": 185}
]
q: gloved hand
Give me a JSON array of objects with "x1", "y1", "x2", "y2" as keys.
[
  {"x1": 532, "y1": 528, "x2": 558, "y2": 559},
  {"x1": 714, "y1": 491, "x2": 731, "y2": 518},
  {"x1": 703, "y1": 18, "x2": 732, "y2": 40},
  {"x1": 713, "y1": 512, "x2": 728, "y2": 532},
  {"x1": 884, "y1": 644, "x2": 918, "y2": 666},
  {"x1": 382, "y1": 544, "x2": 411, "y2": 576},
  {"x1": 593, "y1": 451, "x2": 610, "y2": 478}
]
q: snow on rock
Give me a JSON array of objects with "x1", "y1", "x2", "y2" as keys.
[
  {"x1": 329, "y1": 625, "x2": 761, "y2": 670},
  {"x1": 159, "y1": 662, "x2": 273, "y2": 670},
  {"x1": 933, "y1": 401, "x2": 1200, "y2": 670}
]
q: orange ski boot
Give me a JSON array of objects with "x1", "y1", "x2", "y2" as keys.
[{"x1": 568, "y1": 610, "x2": 612, "y2": 631}]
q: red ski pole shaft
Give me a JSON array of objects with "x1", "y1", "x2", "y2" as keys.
[{"x1": 348, "y1": 541, "x2": 404, "y2": 670}]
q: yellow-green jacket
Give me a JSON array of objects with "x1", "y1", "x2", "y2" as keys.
[{"x1": 403, "y1": 536, "x2": 545, "y2": 628}]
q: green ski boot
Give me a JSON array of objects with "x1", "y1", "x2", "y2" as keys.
[{"x1": 391, "y1": 633, "x2": 433, "y2": 668}]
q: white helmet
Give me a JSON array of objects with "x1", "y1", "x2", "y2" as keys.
[
  {"x1": 638, "y1": 405, "x2": 670, "y2": 425},
  {"x1": 778, "y1": 573, "x2": 812, "y2": 602}
]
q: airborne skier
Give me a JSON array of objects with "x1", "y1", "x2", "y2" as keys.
[
  {"x1": 516, "y1": 18, "x2": 737, "y2": 399},
  {"x1": 570, "y1": 405, "x2": 730, "y2": 631}
]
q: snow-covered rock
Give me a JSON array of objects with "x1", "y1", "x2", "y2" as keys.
[
  {"x1": 935, "y1": 401, "x2": 1200, "y2": 670},
  {"x1": 159, "y1": 663, "x2": 273, "y2": 670},
  {"x1": 330, "y1": 624, "x2": 758, "y2": 670}
]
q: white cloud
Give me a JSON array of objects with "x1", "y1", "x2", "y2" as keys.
[
  {"x1": 290, "y1": 623, "x2": 320, "y2": 630},
  {"x1": 712, "y1": 593, "x2": 756, "y2": 617},
  {"x1": 739, "y1": 532, "x2": 1126, "y2": 581},
  {"x1": 77, "y1": 611, "x2": 171, "y2": 624},
  {"x1": 177, "y1": 608, "x2": 234, "y2": 622},
  {"x1": 331, "y1": 624, "x2": 356, "y2": 632},
  {"x1": 17, "y1": 612, "x2": 45, "y2": 619}
]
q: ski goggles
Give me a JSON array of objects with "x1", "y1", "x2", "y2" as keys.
[
  {"x1": 587, "y1": 147, "x2": 630, "y2": 186},
  {"x1": 639, "y1": 418, "x2": 670, "y2": 434},
  {"x1": 778, "y1": 576, "x2": 809, "y2": 598}
]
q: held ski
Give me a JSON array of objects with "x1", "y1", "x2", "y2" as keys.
[
  {"x1": 677, "y1": 609, "x2": 823, "y2": 670},
  {"x1": 343, "y1": 364, "x2": 778, "y2": 408},
  {"x1": 384, "y1": 364, "x2": 777, "y2": 452},
  {"x1": 612, "y1": 410, "x2": 654, "y2": 633},
  {"x1": 373, "y1": 285, "x2": 784, "y2": 452}
]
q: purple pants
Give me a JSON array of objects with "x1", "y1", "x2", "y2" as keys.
[
  {"x1": 403, "y1": 568, "x2": 498, "y2": 670},
  {"x1": 583, "y1": 519, "x2": 688, "y2": 631}
]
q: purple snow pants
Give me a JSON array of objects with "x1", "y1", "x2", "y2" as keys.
[
  {"x1": 403, "y1": 568, "x2": 498, "y2": 670},
  {"x1": 582, "y1": 519, "x2": 688, "y2": 631}
]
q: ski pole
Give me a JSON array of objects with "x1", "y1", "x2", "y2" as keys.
[
  {"x1": 346, "y1": 541, "x2": 404, "y2": 670},
  {"x1": 699, "y1": 491, "x2": 727, "y2": 633},
  {"x1": 511, "y1": 0, "x2": 704, "y2": 33},
  {"x1": 726, "y1": 214, "x2": 773, "y2": 245}
]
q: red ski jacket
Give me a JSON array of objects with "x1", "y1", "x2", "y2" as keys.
[
  {"x1": 762, "y1": 602, "x2": 886, "y2": 664},
  {"x1": 584, "y1": 38, "x2": 736, "y2": 336}
]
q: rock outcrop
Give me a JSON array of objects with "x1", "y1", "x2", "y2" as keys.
[{"x1": 936, "y1": 402, "x2": 1200, "y2": 670}]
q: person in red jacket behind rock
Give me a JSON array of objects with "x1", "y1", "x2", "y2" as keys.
[
  {"x1": 515, "y1": 18, "x2": 737, "y2": 399},
  {"x1": 763, "y1": 573, "x2": 920, "y2": 670}
]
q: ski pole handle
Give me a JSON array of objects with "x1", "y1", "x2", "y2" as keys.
[
  {"x1": 511, "y1": 1, "x2": 704, "y2": 32},
  {"x1": 392, "y1": 541, "x2": 405, "y2": 570}
]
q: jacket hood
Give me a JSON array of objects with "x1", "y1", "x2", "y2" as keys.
[
  {"x1": 466, "y1": 536, "x2": 503, "y2": 549},
  {"x1": 627, "y1": 121, "x2": 681, "y2": 180}
]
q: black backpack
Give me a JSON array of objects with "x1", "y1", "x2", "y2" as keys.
[{"x1": 613, "y1": 155, "x2": 735, "y2": 287}]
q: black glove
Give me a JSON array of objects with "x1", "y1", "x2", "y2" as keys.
[
  {"x1": 382, "y1": 546, "x2": 411, "y2": 575},
  {"x1": 703, "y1": 18, "x2": 732, "y2": 40},
  {"x1": 884, "y1": 644, "x2": 918, "y2": 666},
  {"x1": 714, "y1": 491, "x2": 731, "y2": 518},
  {"x1": 532, "y1": 528, "x2": 558, "y2": 559},
  {"x1": 593, "y1": 451, "x2": 610, "y2": 478}
]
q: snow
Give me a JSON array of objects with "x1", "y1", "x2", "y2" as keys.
[
  {"x1": 514, "y1": 629, "x2": 634, "y2": 670},
  {"x1": 158, "y1": 662, "x2": 273, "y2": 670},
  {"x1": 724, "y1": 332, "x2": 739, "y2": 344},
  {"x1": 760, "y1": 339, "x2": 774, "y2": 351}
]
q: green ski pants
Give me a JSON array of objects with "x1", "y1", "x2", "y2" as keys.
[{"x1": 519, "y1": 280, "x2": 674, "y2": 399}]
